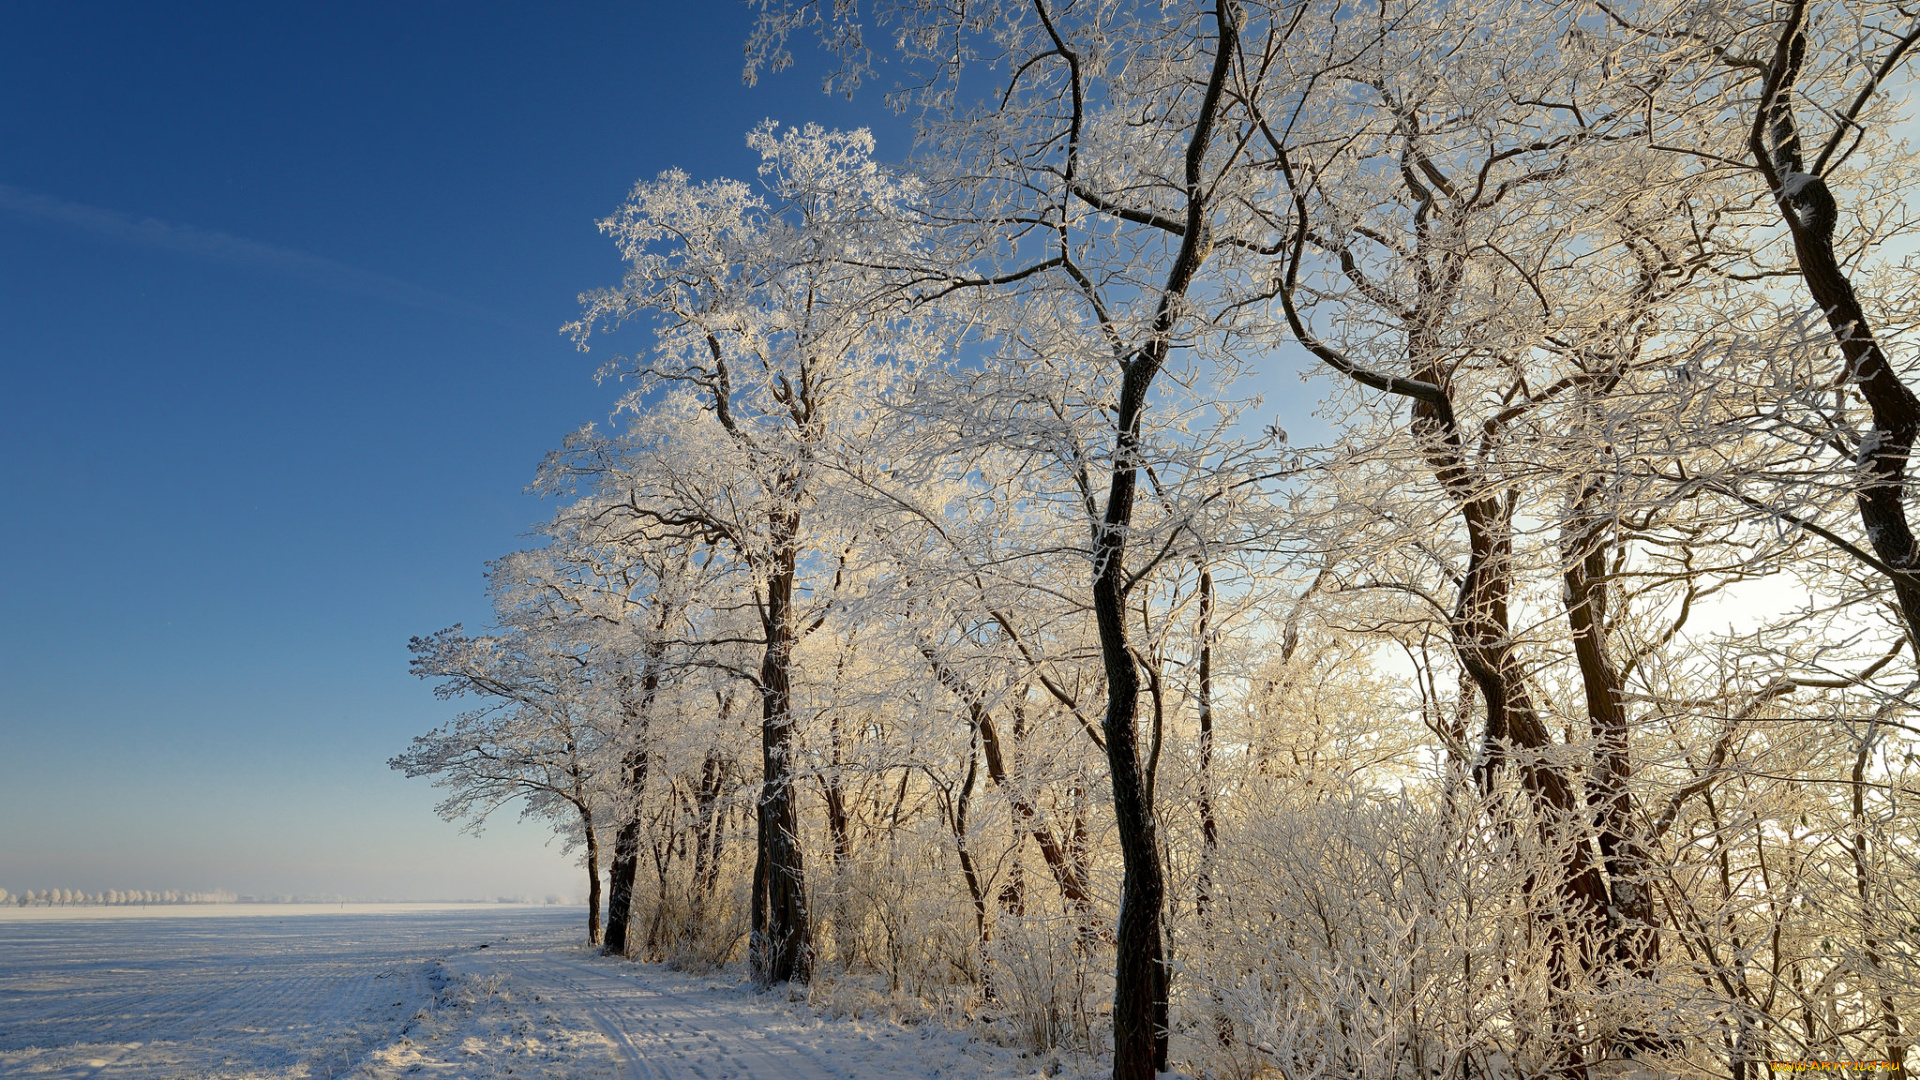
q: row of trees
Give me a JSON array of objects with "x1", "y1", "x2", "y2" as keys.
[
  {"x1": 1, "y1": 889, "x2": 237, "y2": 905},
  {"x1": 396, "y1": 3, "x2": 1920, "y2": 1078}
]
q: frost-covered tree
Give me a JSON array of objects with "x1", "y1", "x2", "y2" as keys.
[
  {"x1": 387, "y1": 5, "x2": 1920, "y2": 1078},
  {"x1": 561, "y1": 122, "x2": 947, "y2": 985},
  {"x1": 394, "y1": 614, "x2": 611, "y2": 944}
]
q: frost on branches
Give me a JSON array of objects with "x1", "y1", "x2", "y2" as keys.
[{"x1": 396, "y1": 5, "x2": 1920, "y2": 1079}]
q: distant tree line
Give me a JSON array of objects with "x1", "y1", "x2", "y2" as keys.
[{"x1": 1, "y1": 889, "x2": 238, "y2": 906}]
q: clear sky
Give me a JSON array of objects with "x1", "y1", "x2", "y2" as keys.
[{"x1": 0, "y1": 2, "x2": 908, "y2": 901}]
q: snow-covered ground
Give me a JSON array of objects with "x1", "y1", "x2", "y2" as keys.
[{"x1": 0, "y1": 907, "x2": 1069, "y2": 1079}]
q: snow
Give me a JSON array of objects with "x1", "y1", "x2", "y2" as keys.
[{"x1": 0, "y1": 907, "x2": 1078, "y2": 1079}]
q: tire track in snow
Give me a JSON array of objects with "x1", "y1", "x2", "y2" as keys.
[
  {"x1": 562, "y1": 957, "x2": 850, "y2": 1080},
  {"x1": 507, "y1": 957, "x2": 660, "y2": 1080},
  {"x1": 465, "y1": 944, "x2": 842, "y2": 1079}
]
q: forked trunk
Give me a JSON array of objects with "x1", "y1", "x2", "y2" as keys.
[
  {"x1": 1411, "y1": 368, "x2": 1609, "y2": 996},
  {"x1": 951, "y1": 728, "x2": 991, "y2": 996},
  {"x1": 691, "y1": 747, "x2": 727, "y2": 897},
  {"x1": 926, "y1": 651, "x2": 1096, "y2": 917},
  {"x1": 1449, "y1": 486, "x2": 1608, "y2": 952}
]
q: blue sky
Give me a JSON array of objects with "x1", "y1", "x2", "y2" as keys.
[{"x1": 0, "y1": 2, "x2": 905, "y2": 900}]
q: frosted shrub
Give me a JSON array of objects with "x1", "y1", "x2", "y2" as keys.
[
  {"x1": 1177, "y1": 788, "x2": 1609, "y2": 1080},
  {"x1": 812, "y1": 837, "x2": 980, "y2": 1006},
  {"x1": 652, "y1": 877, "x2": 751, "y2": 974},
  {"x1": 982, "y1": 908, "x2": 1110, "y2": 1054}
]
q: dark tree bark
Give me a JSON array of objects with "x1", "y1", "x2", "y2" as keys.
[
  {"x1": 1092, "y1": 524, "x2": 1167, "y2": 1080},
  {"x1": 1076, "y1": 8, "x2": 1238, "y2": 1075},
  {"x1": 1562, "y1": 483, "x2": 1660, "y2": 970},
  {"x1": 1561, "y1": 473, "x2": 1686, "y2": 1057},
  {"x1": 1194, "y1": 567, "x2": 1220, "y2": 918},
  {"x1": 1194, "y1": 566, "x2": 1233, "y2": 1048},
  {"x1": 1066, "y1": 779, "x2": 1092, "y2": 925},
  {"x1": 1751, "y1": 3, "x2": 1920, "y2": 653},
  {"x1": 949, "y1": 726, "x2": 991, "y2": 982},
  {"x1": 582, "y1": 805, "x2": 604, "y2": 946},
  {"x1": 1279, "y1": 116, "x2": 1611, "y2": 1005},
  {"x1": 691, "y1": 746, "x2": 728, "y2": 897},
  {"x1": 604, "y1": 636, "x2": 667, "y2": 957},
  {"x1": 1430, "y1": 411, "x2": 1609, "y2": 980},
  {"x1": 823, "y1": 711, "x2": 853, "y2": 869},
  {"x1": 398, "y1": 627, "x2": 612, "y2": 949},
  {"x1": 645, "y1": 797, "x2": 679, "y2": 959},
  {"x1": 924, "y1": 650, "x2": 1096, "y2": 916},
  {"x1": 924, "y1": 673, "x2": 992, "y2": 948},
  {"x1": 751, "y1": 510, "x2": 811, "y2": 986},
  {"x1": 604, "y1": 819, "x2": 643, "y2": 957},
  {"x1": 1000, "y1": 857, "x2": 1027, "y2": 916},
  {"x1": 981, "y1": 709, "x2": 1095, "y2": 917}
]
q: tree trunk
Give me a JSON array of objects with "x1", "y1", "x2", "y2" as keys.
[
  {"x1": 981, "y1": 708, "x2": 1095, "y2": 917},
  {"x1": 1195, "y1": 566, "x2": 1220, "y2": 918},
  {"x1": 1852, "y1": 727, "x2": 1907, "y2": 1080},
  {"x1": 951, "y1": 727, "x2": 991, "y2": 995},
  {"x1": 926, "y1": 650, "x2": 1096, "y2": 916},
  {"x1": 1448, "y1": 483, "x2": 1609, "y2": 953},
  {"x1": 692, "y1": 747, "x2": 727, "y2": 897},
  {"x1": 1562, "y1": 477, "x2": 1674, "y2": 1055},
  {"x1": 646, "y1": 804, "x2": 677, "y2": 960},
  {"x1": 604, "y1": 818, "x2": 642, "y2": 956},
  {"x1": 1095, "y1": 358, "x2": 1171, "y2": 1080},
  {"x1": 1000, "y1": 858, "x2": 1027, "y2": 915},
  {"x1": 1562, "y1": 484, "x2": 1660, "y2": 970},
  {"x1": 582, "y1": 806, "x2": 604, "y2": 946},
  {"x1": 752, "y1": 511, "x2": 811, "y2": 986},
  {"x1": 1282, "y1": 74, "x2": 1610, "y2": 1013},
  {"x1": 1755, "y1": 16, "x2": 1920, "y2": 652},
  {"x1": 1409, "y1": 368, "x2": 1609, "y2": 979},
  {"x1": 1195, "y1": 566, "x2": 1233, "y2": 1048},
  {"x1": 824, "y1": 713, "x2": 853, "y2": 869},
  {"x1": 1067, "y1": 5, "x2": 1236, "y2": 1072},
  {"x1": 1086, "y1": 13, "x2": 1238, "y2": 1056},
  {"x1": 1067, "y1": 780, "x2": 1094, "y2": 937},
  {"x1": 604, "y1": 640, "x2": 666, "y2": 957},
  {"x1": 1419, "y1": 402, "x2": 1606, "y2": 1078}
]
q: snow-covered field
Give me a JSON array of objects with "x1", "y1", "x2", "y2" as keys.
[{"x1": 0, "y1": 906, "x2": 1059, "y2": 1079}]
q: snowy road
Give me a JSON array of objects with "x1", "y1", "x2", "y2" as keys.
[
  {"x1": 407, "y1": 940, "x2": 850, "y2": 1079},
  {"x1": 0, "y1": 908, "x2": 1053, "y2": 1079},
  {"x1": 373, "y1": 934, "x2": 1042, "y2": 1079}
]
